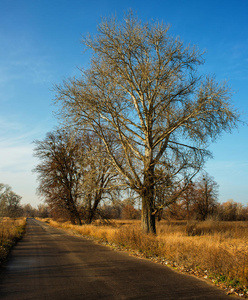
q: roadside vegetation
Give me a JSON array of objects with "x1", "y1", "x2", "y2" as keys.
[
  {"x1": 40, "y1": 218, "x2": 248, "y2": 298},
  {"x1": 0, "y1": 217, "x2": 26, "y2": 265}
]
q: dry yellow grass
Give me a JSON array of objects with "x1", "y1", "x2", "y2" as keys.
[
  {"x1": 0, "y1": 217, "x2": 26, "y2": 264},
  {"x1": 41, "y1": 218, "x2": 248, "y2": 295}
]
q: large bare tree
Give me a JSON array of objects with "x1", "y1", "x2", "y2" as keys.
[
  {"x1": 194, "y1": 172, "x2": 219, "y2": 220},
  {"x1": 55, "y1": 13, "x2": 238, "y2": 233}
]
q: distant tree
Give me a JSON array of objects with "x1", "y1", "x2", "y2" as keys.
[
  {"x1": 193, "y1": 172, "x2": 218, "y2": 220},
  {"x1": 48, "y1": 204, "x2": 71, "y2": 222},
  {"x1": 241, "y1": 204, "x2": 248, "y2": 221},
  {"x1": 0, "y1": 183, "x2": 22, "y2": 218},
  {"x1": 55, "y1": 13, "x2": 239, "y2": 233},
  {"x1": 235, "y1": 202, "x2": 248, "y2": 220},
  {"x1": 182, "y1": 182, "x2": 197, "y2": 219},
  {"x1": 101, "y1": 200, "x2": 124, "y2": 219},
  {"x1": 222, "y1": 200, "x2": 238, "y2": 221},
  {"x1": 165, "y1": 173, "x2": 218, "y2": 220},
  {"x1": 22, "y1": 203, "x2": 36, "y2": 217},
  {"x1": 33, "y1": 130, "x2": 83, "y2": 225},
  {"x1": 37, "y1": 204, "x2": 49, "y2": 218},
  {"x1": 176, "y1": 180, "x2": 198, "y2": 219},
  {"x1": 121, "y1": 204, "x2": 139, "y2": 219},
  {"x1": 216, "y1": 200, "x2": 248, "y2": 221},
  {"x1": 164, "y1": 200, "x2": 185, "y2": 220}
]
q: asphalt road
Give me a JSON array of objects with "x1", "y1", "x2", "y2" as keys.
[{"x1": 0, "y1": 218, "x2": 232, "y2": 300}]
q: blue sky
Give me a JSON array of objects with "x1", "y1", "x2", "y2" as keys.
[{"x1": 0, "y1": 0, "x2": 247, "y2": 207}]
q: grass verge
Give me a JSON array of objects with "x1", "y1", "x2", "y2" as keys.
[{"x1": 0, "y1": 217, "x2": 26, "y2": 266}]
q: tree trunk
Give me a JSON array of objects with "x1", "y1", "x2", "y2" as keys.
[
  {"x1": 74, "y1": 213, "x2": 82, "y2": 225},
  {"x1": 85, "y1": 193, "x2": 102, "y2": 224},
  {"x1": 85, "y1": 210, "x2": 94, "y2": 224},
  {"x1": 141, "y1": 165, "x2": 156, "y2": 234},
  {"x1": 141, "y1": 196, "x2": 156, "y2": 234},
  {"x1": 70, "y1": 209, "x2": 82, "y2": 225},
  {"x1": 68, "y1": 198, "x2": 82, "y2": 225}
]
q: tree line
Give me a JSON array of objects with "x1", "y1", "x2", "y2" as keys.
[
  {"x1": 33, "y1": 12, "x2": 239, "y2": 233},
  {"x1": 103, "y1": 199, "x2": 248, "y2": 222},
  {"x1": 1, "y1": 181, "x2": 247, "y2": 222},
  {"x1": 0, "y1": 183, "x2": 48, "y2": 218}
]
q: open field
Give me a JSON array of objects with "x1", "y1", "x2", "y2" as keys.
[
  {"x1": 0, "y1": 217, "x2": 26, "y2": 265},
  {"x1": 39, "y1": 218, "x2": 248, "y2": 297}
]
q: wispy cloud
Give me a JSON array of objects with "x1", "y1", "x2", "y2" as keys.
[
  {"x1": 0, "y1": 30, "x2": 55, "y2": 93},
  {"x1": 0, "y1": 56, "x2": 54, "y2": 87},
  {"x1": 0, "y1": 116, "x2": 52, "y2": 206},
  {"x1": 0, "y1": 118, "x2": 38, "y2": 172}
]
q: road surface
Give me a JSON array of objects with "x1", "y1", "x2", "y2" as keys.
[{"x1": 0, "y1": 218, "x2": 232, "y2": 300}]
